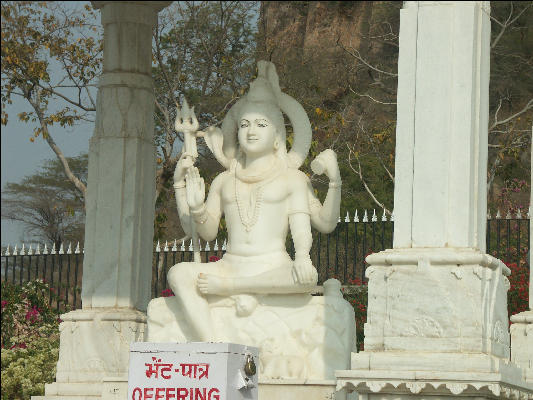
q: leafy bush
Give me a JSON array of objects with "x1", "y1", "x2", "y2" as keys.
[
  {"x1": 342, "y1": 278, "x2": 367, "y2": 351},
  {"x1": 1, "y1": 280, "x2": 64, "y2": 399},
  {"x1": 1, "y1": 332, "x2": 60, "y2": 400},
  {"x1": 506, "y1": 260, "x2": 530, "y2": 318}
]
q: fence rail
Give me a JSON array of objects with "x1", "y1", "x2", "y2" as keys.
[{"x1": 2, "y1": 209, "x2": 530, "y2": 309}]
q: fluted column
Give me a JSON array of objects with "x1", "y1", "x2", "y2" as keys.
[
  {"x1": 81, "y1": 1, "x2": 171, "y2": 311},
  {"x1": 393, "y1": 0, "x2": 489, "y2": 250}
]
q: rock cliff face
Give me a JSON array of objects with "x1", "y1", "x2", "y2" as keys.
[{"x1": 258, "y1": 1, "x2": 373, "y2": 100}]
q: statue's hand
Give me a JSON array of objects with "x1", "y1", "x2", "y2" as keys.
[
  {"x1": 292, "y1": 255, "x2": 318, "y2": 286},
  {"x1": 311, "y1": 149, "x2": 341, "y2": 183},
  {"x1": 185, "y1": 167, "x2": 205, "y2": 210},
  {"x1": 173, "y1": 153, "x2": 194, "y2": 185}
]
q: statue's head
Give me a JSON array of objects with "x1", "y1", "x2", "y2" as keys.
[
  {"x1": 237, "y1": 101, "x2": 287, "y2": 160},
  {"x1": 218, "y1": 61, "x2": 311, "y2": 169}
]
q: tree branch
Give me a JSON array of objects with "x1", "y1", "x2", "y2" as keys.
[
  {"x1": 37, "y1": 82, "x2": 96, "y2": 112},
  {"x1": 489, "y1": 98, "x2": 533, "y2": 130},
  {"x1": 347, "y1": 143, "x2": 392, "y2": 215},
  {"x1": 349, "y1": 85, "x2": 396, "y2": 105},
  {"x1": 340, "y1": 44, "x2": 398, "y2": 77},
  {"x1": 29, "y1": 91, "x2": 87, "y2": 203}
]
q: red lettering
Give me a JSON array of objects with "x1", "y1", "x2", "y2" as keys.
[
  {"x1": 166, "y1": 387, "x2": 176, "y2": 400},
  {"x1": 177, "y1": 388, "x2": 188, "y2": 400},
  {"x1": 190, "y1": 388, "x2": 193, "y2": 400},
  {"x1": 155, "y1": 387, "x2": 165, "y2": 400},
  {"x1": 144, "y1": 387, "x2": 153, "y2": 399},
  {"x1": 195, "y1": 388, "x2": 206, "y2": 400},
  {"x1": 132, "y1": 387, "x2": 142, "y2": 400},
  {"x1": 208, "y1": 388, "x2": 220, "y2": 400}
]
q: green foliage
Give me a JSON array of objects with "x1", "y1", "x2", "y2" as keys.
[
  {"x1": 506, "y1": 260, "x2": 530, "y2": 318},
  {"x1": 1, "y1": 333, "x2": 60, "y2": 400},
  {"x1": 1, "y1": 1, "x2": 101, "y2": 133},
  {"x1": 342, "y1": 281, "x2": 368, "y2": 351},
  {"x1": 1, "y1": 280, "x2": 63, "y2": 400},
  {"x1": 494, "y1": 178, "x2": 530, "y2": 214},
  {"x1": 1, "y1": 280, "x2": 64, "y2": 348},
  {"x1": 151, "y1": 1, "x2": 259, "y2": 240}
]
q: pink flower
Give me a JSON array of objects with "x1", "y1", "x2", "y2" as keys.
[
  {"x1": 160, "y1": 288, "x2": 175, "y2": 297},
  {"x1": 25, "y1": 305, "x2": 40, "y2": 323},
  {"x1": 1, "y1": 300, "x2": 7, "y2": 309},
  {"x1": 209, "y1": 256, "x2": 220, "y2": 262}
]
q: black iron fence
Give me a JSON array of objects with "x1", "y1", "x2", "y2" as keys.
[{"x1": 1, "y1": 210, "x2": 530, "y2": 308}]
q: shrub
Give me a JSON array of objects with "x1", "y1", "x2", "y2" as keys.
[
  {"x1": 1, "y1": 280, "x2": 65, "y2": 399},
  {"x1": 342, "y1": 279, "x2": 367, "y2": 351},
  {"x1": 1, "y1": 332, "x2": 59, "y2": 400},
  {"x1": 506, "y1": 260, "x2": 530, "y2": 319}
]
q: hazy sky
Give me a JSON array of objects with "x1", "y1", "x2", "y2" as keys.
[
  {"x1": 1, "y1": 96, "x2": 93, "y2": 246},
  {"x1": 1, "y1": 1, "x2": 95, "y2": 247}
]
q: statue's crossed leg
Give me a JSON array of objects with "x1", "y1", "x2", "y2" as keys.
[{"x1": 167, "y1": 252, "x2": 315, "y2": 341}]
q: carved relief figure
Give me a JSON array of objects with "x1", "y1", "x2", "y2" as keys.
[{"x1": 168, "y1": 61, "x2": 341, "y2": 342}]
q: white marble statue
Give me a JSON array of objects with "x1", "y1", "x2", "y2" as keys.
[{"x1": 147, "y1": 61, "x2": 354, "y2": 380}]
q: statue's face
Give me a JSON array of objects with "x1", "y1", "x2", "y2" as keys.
[{"x1": 238, "y1": 111, "x2": 277, "y2": 157}]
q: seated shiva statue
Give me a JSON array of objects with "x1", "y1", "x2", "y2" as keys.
[
  {"x1": 148, "y1": 62, "x2": 353, "y2": 380},
  {"x1": 168, "y1": 61, "x2": 342, "y2": 342}
]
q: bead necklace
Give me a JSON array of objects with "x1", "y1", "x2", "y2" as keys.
[{"x1": 233, "y1": 157, "x2": 284, "y2": 231}]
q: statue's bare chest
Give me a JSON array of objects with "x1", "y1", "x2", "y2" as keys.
[{"x1": 220, "y1": 175, "x2": 289, "y2": 208}]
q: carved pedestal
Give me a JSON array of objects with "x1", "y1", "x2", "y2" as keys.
[
  {"x1": 146, "y1": 279, "x2": 354, "y2": 381},
  {"x1": 33, "y1": 308, "x2": 146, "y2": 399},
  {"x1": 335, "y1": 248, "x2": 533, "y2": 399},
  {"x1": 511, "y1": 311, "x2": 533, "y2": 383}
]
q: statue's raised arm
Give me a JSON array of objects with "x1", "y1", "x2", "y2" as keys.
[
  {"x1": 172, "y1": 99, "x2": 222, "y2": 256},
  {"x1": 308, "y1": 149, "x2": 342, "y2": 233}
]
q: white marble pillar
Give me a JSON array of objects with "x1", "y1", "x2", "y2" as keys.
[
  {"x1": 336, "y1": 2, "x2": 533, "y2": 398},
  {"x1": 81, "y1": 1, "x2": 170, "y2": 311},
  {"x1": 34, "y1": 3, "x2": 171, "y2": 399},
  {"x1": 393, "y1": 0, "x2": 489, "y2": 251}
]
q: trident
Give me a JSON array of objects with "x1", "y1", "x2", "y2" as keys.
[{"x1": 175, "y1": 98, "x2": 204, "y2": 263}]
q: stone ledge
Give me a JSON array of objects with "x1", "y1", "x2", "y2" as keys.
[
  {"x1": 336, "y1": 369, "x2": 533, "y2": 398},
  {"x1": 60, "y1": 308, "x2": 147, "y2": 322},
  {"x1": 258, "y1": 379, "x2": 351, "y2": 400},
  {"x1": 511, "y1": 310, "x2": 533, "y2": 324},
  {"x1": 366, "y1": 247, "x2": 510, "y2": 274},
  {"x1": 44, "y1": 382, "x2": 102, "y2": 396}
]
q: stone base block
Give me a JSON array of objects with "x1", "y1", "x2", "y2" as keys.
[
  {"x1": 146, "y1": 279, "x2": 355, "y2": 380},
  {"x1": 54, "y1": 308, "x2": 146, "y2": 384},
  {"x1": 336, "y1": 362, "x2": 533, "y2": 399},
  {"x1": 363, "y1": 248, "x2": 511, "y2": 358},
  {"x1": 334, "y1": 248, "x2": 533, "y2": 399},
  {"x1": 511, "y1": 311, "x2": 533, "y2": 383},
  {"x1": 32, "y1": 308, "x2": 146, "y2": 400},
  {"x1": 259, "y1": 379, "x2": 356, "y2": 400},
  {"x1": 34, "y1": 378, "x2": 129, "y2": 400}
]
